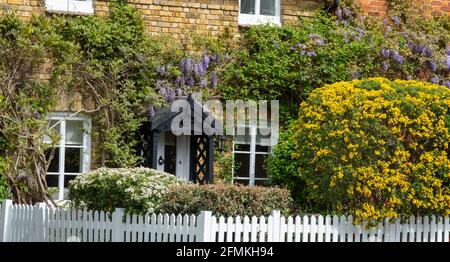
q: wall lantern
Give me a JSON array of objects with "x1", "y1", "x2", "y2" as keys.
[{"x1": 217, "y1": 135, "x2": 227, "y2": 153}]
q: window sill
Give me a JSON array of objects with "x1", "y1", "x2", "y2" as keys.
[{"x1": 45, "y1": 9, "x2": 94, "y2": 16}]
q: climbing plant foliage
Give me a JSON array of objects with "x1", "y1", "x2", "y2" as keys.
[{"x1": 0, "y1": 3, "x2": 187, "y2": 203}]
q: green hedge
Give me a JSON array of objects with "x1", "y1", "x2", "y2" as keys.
[{"x1": 157, "y1": 183, "x2": 293, "y2": 217}]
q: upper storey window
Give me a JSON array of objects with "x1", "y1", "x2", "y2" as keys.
[
  {"x1": 239, "y1": 0, "x2": 281, "y2": 26},
  {"x1": 45, "y1": 0, "x2": 94, "y2": 14}
]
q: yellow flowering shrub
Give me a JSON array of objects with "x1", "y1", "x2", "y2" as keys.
[{"x1": 292, "y1": 78, "x2": 450, "y2": 223}]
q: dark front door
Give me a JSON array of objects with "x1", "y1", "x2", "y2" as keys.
[{"x1": 164, "y1": 133, "x2": 177, "y2": 175}]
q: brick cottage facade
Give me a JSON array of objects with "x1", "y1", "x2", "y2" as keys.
[
  {"x1": 1, "y1": 0, "x2": 449, "y2": 200},
  {"x1": 1, "y1": 1, "x2": 449, "y2": 39}
]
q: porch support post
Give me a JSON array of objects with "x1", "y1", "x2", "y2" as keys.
[
  {"x1": 189, "y1": 135, "x2": 196, "y2": 182},
  {"x1": 206, "y1": 135, "x2": 214, "y2": 184},
  {"x1": 151, "y1": 131, "x2": 161, "y2": 169}
]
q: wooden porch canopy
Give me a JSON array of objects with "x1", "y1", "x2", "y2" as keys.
[{"x1": 137, "y1": 95, "x2": 220, "y2": 184}]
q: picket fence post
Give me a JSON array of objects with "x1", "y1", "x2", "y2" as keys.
[
  {"x1": 271, "y1": 210, "x2": 281, "y2": 242},
  {"x1": 0, "y1": 199, "x2": 13, "y2": 242},
  {"x1": 197, "y1": 211, "x2": 212, "y2": 242},
  {"x1": 112, "y1": 208, "x2": 124, "y2": 242},
  {"x1": 36, "y1": 203, "x2": 47, "y2": 242}
]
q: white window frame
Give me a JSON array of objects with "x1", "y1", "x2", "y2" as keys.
[
  {"x1": 233, "y1": 125, "x2": 276, "y2": 186},
  {"x1": 238, "y1": 0, "x2": 281, "y2": 26},
  {"x1": 45, "y1": 112, "x2": 92, "y2": 200},
  {"x1": 45, "y1": 0, "x2": 94, "y2": 14}
]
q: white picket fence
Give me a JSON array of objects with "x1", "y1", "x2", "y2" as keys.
[{"x1": 1, "y1": 199, "x2": 449, "y2": 242}]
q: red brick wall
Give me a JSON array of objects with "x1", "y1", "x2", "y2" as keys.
[
  {"x1": 356, "y1": 0, "x2": 388, "y2": 17},
  {"x1": 355, "y1": 0, "x2": 450, "y2": 17}
]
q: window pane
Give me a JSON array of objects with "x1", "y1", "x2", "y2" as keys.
[
  {"x1": 65, "y1": 148, "x2": 82, "y2": 173},
  {"x1": 256, "y1": 128, "x2": 272, "y2": 146},
  {"x1": 44, "y1": 120, "x2": 60, "y2": 144},
  {"x1": 235, "y1": 127, "x2": 251, "y2": 144},
  {"x1": 234, "y1": 179, "x2": 250, "y2": 186},
  {"x1": 234, "y1": 144, "x2": 250, "y2": 151},
  {"x1": 260, "y1": 0, "x2": 276, "y2": 16},
  {"x1": 255, "y1": 154, "x2": 268, "y2": 178},
  {"x1": 64, "y1": 175, "x2": 78, "y2": 188},
  {"x1": 234, "y1": 153, "x2": 250, "y2": 178},
  {"x1": 255, "y1": 179, "x2": 268, "y2": 186},
  {"x1": 46, "y1": 149, "x2": 60, "y2": 173},
  {"x1": 241, "y1": 0, "x2": 256, "y2": 14},
  {"x1": 46, "y1": 175, "x2": 59, "y2": 187},
  {"x1": 65, "y1": 120, "x2": 84, "y2": 146}
]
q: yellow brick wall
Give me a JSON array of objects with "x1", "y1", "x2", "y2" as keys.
[
  {"x1": 0, "y1": 0, "x2": 321, "y2": 39},
  {"x1": 0, "y1": 0, "x2": 44, "y2": 19}
]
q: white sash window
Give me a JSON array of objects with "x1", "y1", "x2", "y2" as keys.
[
  {"x1": 45, "y1": 0, "x2": 94, "y2": 14},
  {"x1": 233, "y1": 125, "x2": 276, "y2": 186},
  {"x1": 239, "y1": 0, "x2": 281, "y2": 26},
  {"x1": 44, "y1": 113, "x2": 92, "y2": 200}
]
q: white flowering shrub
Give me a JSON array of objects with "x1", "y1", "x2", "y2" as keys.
[{"x1": 68, "y1": 167, "x2": 182, "y2": 214}]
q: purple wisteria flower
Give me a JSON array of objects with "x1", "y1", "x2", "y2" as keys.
[
  {"x1": 179, "y1": 58, "x2": 194, "y2": 76},
  {"x1": 210, "y1": 54, "x2": 220, "y2": 63},
  {"x1": 296, "y1": 43, "x2": 306, "y2": 49},
  {"x1": 443, "y1": 81, "x2": 450, "y2": 88},
  {"x1": 199, "y1": 79, "x2": 208, "y2": 88},
  {"x1": 351, "y1": 71, "x2": 361, "y2": 80},
  {"x1": 196, "y1": 63, "x2": 206, "y2": 77},
  {"x1": 306, "y1": 51, "x2": 317, "y2": 57},
  {"x1": 336, "y1": 8, "x2": 343, "y2": 20},
  {"x1": 177, "y1": 88, "x2": 183, "y2": 97},
  {"x1": 315, "y1": 39, "x2": 327, "y2": 46},
  {"x1": 356, "y1": 28, "x2": 365, "y2": 41},
  {"x1": 187, "y1": 77, "x2": 195, "y2": 88},
  {"x1": 391, "y1": 51, "x2": 404, "y2": 64},
  {"x1": 343, "y1": 7, "x2": 353, "y2": 18},
  {"x1": 176, "y1": 76, "x2": 185, "y2": 88},
  {"x1": 406, "y1": 75, "x2": 413, "y2": 80},
  {"x1": 427, "y1": 60, "x2": 438, "y2": 72},
  {"x1": 430, "y1": 76, "x2": 440, "y2": 84},
  {"x1": 423, "y1": 47, "x2": 433, "y2": 57},
  {"x1": 156, "y1": 65, "x2": 166, "y2": 76},
  {"x1": 391, "y1": 15, "x2": 401, "y2": 26},
  {"x1": 382, "y1": 61, "x2": 390, "y2": 72},
  {"x1": 202, "y1": 54, "x2": 210, "y2": 69},
  {"x1": 445, "y1": 55, "x2": 450, "y2": 71},
  {"x1": 308, "y1": 33, "x2": 321, "y2": 39},
  {"x1": 381, "y1": 48, "x2": 391, "y2": 58}
]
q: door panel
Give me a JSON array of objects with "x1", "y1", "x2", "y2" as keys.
[{"x1": 176, "y1": 135, "x2": 191, "y2": 181}]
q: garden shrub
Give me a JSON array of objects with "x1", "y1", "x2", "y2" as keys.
[
  {"x1": 69, "y1": 167, "x2": 182, "y2": 214},
  {"x1": 157, "y1": 183, "x2": 293, "y2": 217},
  {"x1": 0, "y1": 175, "x2": 8, "y2": 201},
  {"x1": 270, "y1": 78, "x2": 450, "y2": 223},
  {"x1": 267, "y1": 122, "x2": 308, "y2": 209}
]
